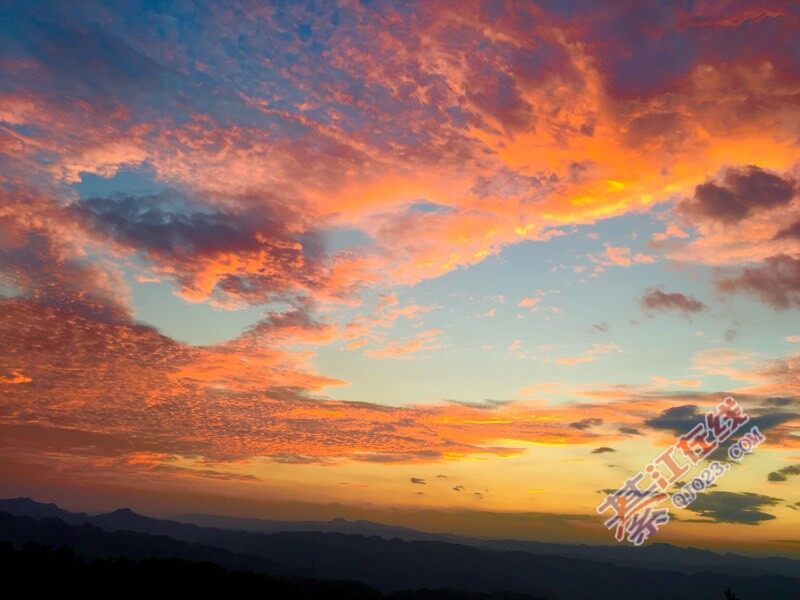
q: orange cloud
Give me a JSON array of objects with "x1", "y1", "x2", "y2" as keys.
[
  {"x1": 2, "y1": 290, "x2": 799, "y2": 495},
  {"x1": 518, "y1": 297, "x2": 542, "y2": 308},
  {"x1": 3, "y1": 1, "x2": 800, "y2": 498},
  {"x1": 365, "y1": 328, "x2": 443, "y2": 359},
  {"x1": 551, "y1": 343, "x2": 622, "y2": 366},
  {"x1": 3, "y1": 3, "x2": 797, "y2": 310},
  {"x1": 0, "y1": 370, "x2": 31, "y2": 384}
]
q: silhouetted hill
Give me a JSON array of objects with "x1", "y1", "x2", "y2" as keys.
[
  {"x1": 6, "y1": 497, "x2": 799, "y2": 582},
  {"x1": 0, "y1": 497, "x2": 90, "y2": 524},
  {"x1": 89, "y1": 506, "x2": 221, "y2": 540},
  {"x1": 2, "y1": 541, "x2": 534, "y2": 599},
  {"x1": 0, "y1": 511, "x2": 284, "y2": 575},
  {"x1": 199, "y1": 530, "x2": 800, "y2": 599},
  {"x1": 180, "y1": 510, "x2": 800, "y2": 579},
  {"x1": 479, "y1": 538, "x2": 800, "y2": 579},
  {"x1": 1, "y1": 508, "x2": 799, "y2": 599}
]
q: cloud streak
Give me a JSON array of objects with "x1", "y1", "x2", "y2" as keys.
[
  {"x1": 641, "y1": 288, "x2": 705, "y2": 316},
  {"x1": 684, "y1": 491, "x2": 781, "y2": 525}
]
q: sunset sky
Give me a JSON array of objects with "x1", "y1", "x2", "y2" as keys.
[{"x1": 1, "y1": 1, "x2": 800, "y2": 555}]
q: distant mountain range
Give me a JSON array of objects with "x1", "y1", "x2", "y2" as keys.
[
  {"x1": 179, "y1": 512, "x2": 470, "y2": 543},
  {"x1": 2, "y1": 497, "x2": 799, "y2": 599},
  {"x1": 177, "y1": 509, "x2": 800, "y2": 579}
]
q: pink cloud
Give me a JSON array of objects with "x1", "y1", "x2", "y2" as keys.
[
  {"x1": 552, "y1": 343, "x2": 621, "y2": 366},
  {"x1": 365, "y1": 328, "x2": 443, "y2": 359},
  {"x1": 517, "y1": 297, "x2": 542, "y2": 308}
]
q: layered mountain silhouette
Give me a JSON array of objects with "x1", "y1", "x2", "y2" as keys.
[
  {"x1": 181, "y1": 512, "x2": 469, "y2": 543},
  {"x1": 180, "y1": 510, "x2": 800, "y2": 579},
  {"x1": 2, "y1": 498, "x2": 799, "y2": 599}
]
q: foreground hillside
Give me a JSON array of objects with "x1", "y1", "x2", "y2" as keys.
[{"x1": 1, "y1": 541, "x2": 538, "y2": 599}]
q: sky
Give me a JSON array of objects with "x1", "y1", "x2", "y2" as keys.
[{"x1": 1, "y1": 0, "x2": 799, "y2": 555}]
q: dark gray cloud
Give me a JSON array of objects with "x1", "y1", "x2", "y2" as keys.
[
  {"x1": 737, "y1": 410, "x2": 798, "y2": 434},
  {"x1": 644, "y1": 404, "x2": 699, "y2": 433},
  {"x1": 591, "y1": 446, "x2": 616, "y2": 454},
  {"x1": 679, "y1": 166, "x2": 796, "y2": 224},
  {"x1": 773, "y1": 219, "x2": 800, "y2": 241},
  {"x1": 71, "y1": 192, "x2": 312, "y2": 258},
  {"x1": 644, "y1": 404, "x2": 797, "y2": 438},
  {"x1": 569, "y1": 418, "x2": 603, "y2": 430},
  {"x1": 618, "y1": 426, "x2": 642, "y2": 435},
  {"x1": 69, "y1": 191, "x2": 326, "y2": 305},
  {"x1": 767, "y1": 464, "x2": 800, "y2": 483},
  {"x1": 675, "y1": 480, "x2": 715, "y2": 489},
  {"x1": 683, "y1": 491, "x2": 781, "y2": 524},
  {"x1": 764, "y1": 397, "x2": 796, "y2": 407},
  {"x1": 452, "y1": 485, "x2": 464, "y2": 492},
  {"x1": 623, "y1": 111, "x2": 688, "y2": 149},
  {"x1": 716, "y1": 254, "x2": 800, "y2": 310},
  {"x1": 641, "y1": 288, "x2": 705, "y2": 316},
  {"x1": 242, "y1": 300, "x2": 332, "y2": 343},
  {"x1": 410, "y1": 477, "x2": 426, "y2": 485}
]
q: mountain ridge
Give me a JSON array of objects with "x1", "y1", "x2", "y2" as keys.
[
  {"x1": 1, "y1": 508, "x2": 799, "y2": 599},
  {"x1": 2, "y1": 497, "x2": 799, "y2": 582}
]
